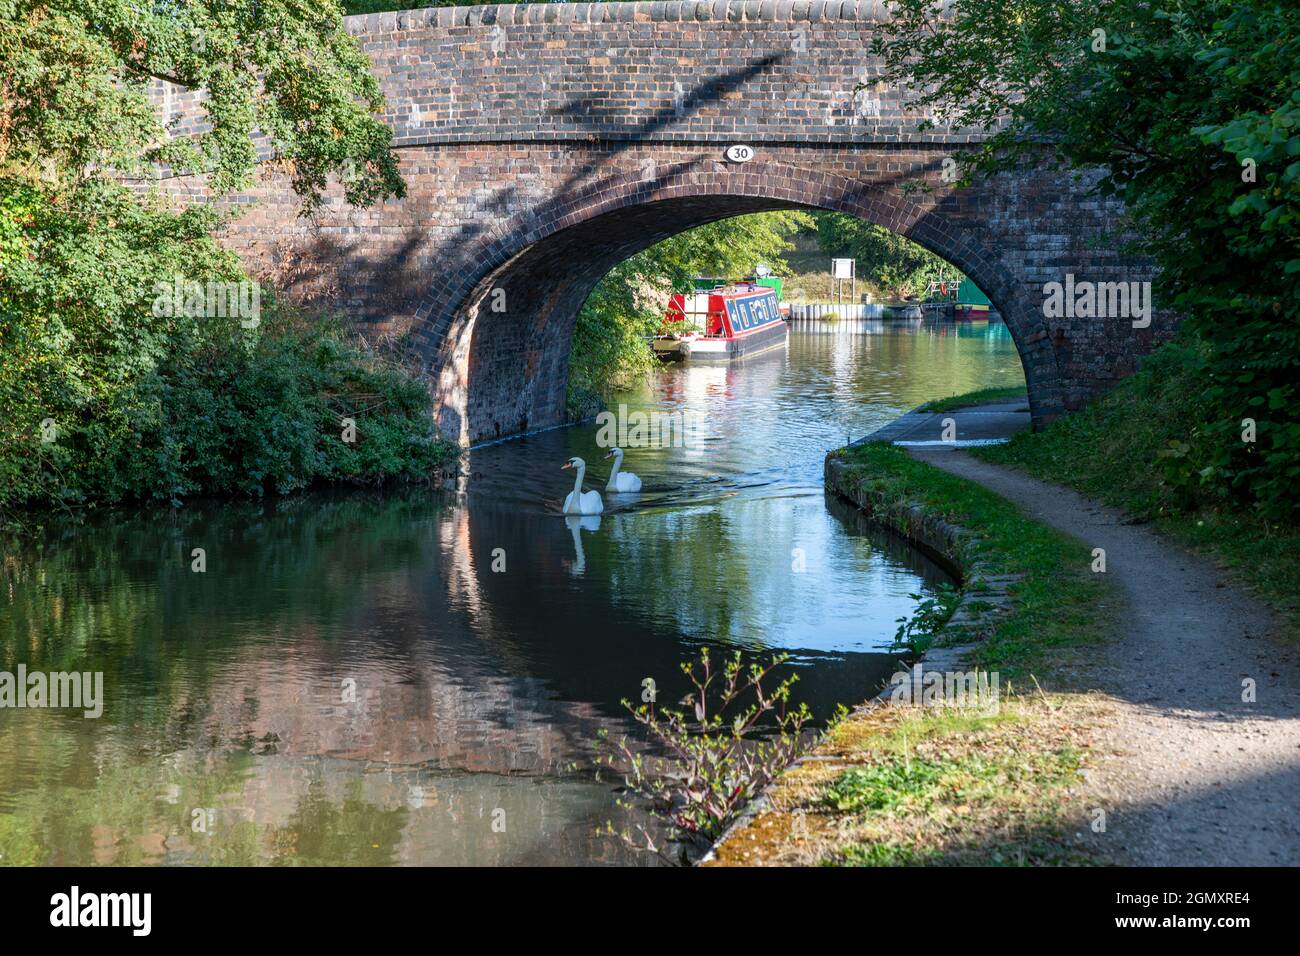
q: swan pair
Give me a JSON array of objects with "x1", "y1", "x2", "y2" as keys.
[{"x1": 561, "y1": 447, "x2": 641, "y2": 515}]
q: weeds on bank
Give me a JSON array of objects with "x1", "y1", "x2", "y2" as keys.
[
  {"x1": 595, "y1": 648, "x2": 819, "y2": 865},
  {"x1": 822, "y1": 694, "x2": 1106, "y2": 867},
  {"x1": 706, "y1": 693, "x2": 1109, "y2": 867},
  {"x1": 891, "y1": 584, "x2": 960, "y2": 656}
]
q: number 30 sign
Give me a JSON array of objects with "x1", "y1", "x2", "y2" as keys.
[{"x1": 724, "y1": 145, "x2": 755, "y2": 163}]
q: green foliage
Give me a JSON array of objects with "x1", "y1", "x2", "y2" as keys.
[
  {"x1": 832, "y1": 840, "x2": 923, "y2": 866},
  {"x1": 566, "y1": 257, "x2": 661, "y2": 418},
  {"x1": 813, "y1": 211, "x2": 961, "y2": 298},
  {"x1": 133, "y1": 307, "x2": 454, "y2": 501},
  {"x1": 983, "y1": 340, "x2": 1225, "y2": 517},
  {"x1": 644, "y1": 211, "x2": 815, "y2": 289},
  {"x1": 892, "y1": 584, "x2": 960, "y2": 655},
  {"x1": 0, "y1": 178, "x2": 449, "y2": 521},
  {"x1": 0, "y1": 813, "x2": 42, "y2": 866},
  {"x1": 875, "y1": 0, "x2": 1300, "y2": 518},
  {"x1": 567, "y1": 210, "x2": 812, "y2": 411},
  {"x1": 1, "y1": 0, "x2": 403, "y2": 210},
  {"x1": 0, "y1": 190, "x2": 454, "y2": 516},
  {"x1": 0, "y1": 1, "x2": 449, "y2": 523},
  {"x1": 824, "y1": 760, "x2": 949, "y2": 813},
  {"x1": 597, "y1": 647, "x2": 813, "y2": 862}
]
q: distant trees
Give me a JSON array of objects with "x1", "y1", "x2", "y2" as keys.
[
  {"x1": 567, "y1": 211, "x2": 812, "y2": 412},
  {"x1": 812, "y1": 212, "x2": 962, "y2": 299}
]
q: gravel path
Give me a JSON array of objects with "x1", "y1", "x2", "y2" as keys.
[{"x1": 909, "y1": 446, "x2": 1300, "y2": 866}]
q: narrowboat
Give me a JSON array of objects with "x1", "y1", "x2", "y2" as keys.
[
  {"x1": 882, "y1": 301, "x2": 924, "y2": 321},
  {"x1": 652, "y1": 281, "x2": 789, "y2": 362},
  {"x1": 688, "y1": 272, "x2": 786, "y2": 305},
  {"x1": 954, "y1": 277, "x2": 992, "y2": 321}
]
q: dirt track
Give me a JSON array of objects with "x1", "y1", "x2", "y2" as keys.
[{"x1": 910, "y1": 446, "x2": 1300, "y2": 866}]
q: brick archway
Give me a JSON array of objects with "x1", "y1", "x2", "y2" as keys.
[
  {"x1": 417, "y1": 159, "x2": 1059, "y2": 445},
  {"x1": 149, "y1": 2, "x2": 1174, "y2": 446}
]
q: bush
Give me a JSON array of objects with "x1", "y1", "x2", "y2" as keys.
[
  {"x1": 0, "y1": 180, "x2": 453, "y2": 523},
  {"x1": 2, "y1": 302, "x2": 454, "y2": 519},
  {"x1": 128, "y1": 306, "x2": 455, "y2": 502},
  {"x1": 597, "y1": 648, "x2": 816, "y2": 864}
]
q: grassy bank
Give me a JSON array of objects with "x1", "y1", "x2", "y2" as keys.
[
  {"x1": 832, "y1": 442, "x2": 1117, "y2": 677},
  {"x1": 708, "y1": 442, "x2": 1121, "y2": 866},
  {"x1": 919, "y1": 386, "x2": 1028, "y2": 414},
  {"x1": 974, "y1": 346, "x2": 1300, "y2": 634},
  {"x1": 709, "y1": 691, "x2": 1113, "y2": 866}
]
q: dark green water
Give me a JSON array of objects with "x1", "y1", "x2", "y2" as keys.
[{"x1": 0, "y1": 320, "x2": 1024, "y2": 866}]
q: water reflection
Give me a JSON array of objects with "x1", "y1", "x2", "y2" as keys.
[
  {"x1": 564, "y1": 515, "x2": 602, "y2": 576},
  {"x1": 0, "y1": 321, "x2": 1023, "y2": 866}
]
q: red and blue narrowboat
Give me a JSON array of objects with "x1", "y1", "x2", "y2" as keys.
[{"x1": 652, "y1": 282, "x2": 788, "y2": 362}]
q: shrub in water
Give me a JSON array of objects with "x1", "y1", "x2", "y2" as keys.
[{"x1": 597, "y1": 647, "x2": 814, "y2": 863}]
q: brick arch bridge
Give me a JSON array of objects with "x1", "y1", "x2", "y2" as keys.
[{"x1": 154, "y1": 1, "x2": 1173, "y2": 444}]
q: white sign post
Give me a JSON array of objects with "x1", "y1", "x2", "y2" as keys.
[{"x1": 831, "y1": 258, "x2": 856, "y2": 308}]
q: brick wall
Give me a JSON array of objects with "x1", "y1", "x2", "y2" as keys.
[{"x1": 148, "y1": 2, "x2": 1175, "y2": 444}]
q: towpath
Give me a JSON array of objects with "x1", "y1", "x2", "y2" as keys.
[{"x1": 885, "y1": 399, "x2": 1300, "y2": 865}]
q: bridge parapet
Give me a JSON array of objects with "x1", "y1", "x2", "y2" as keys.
[
  {"x1": 340, "y1": 0, "x2": 972, "y2": 149},
  {"x1": 348, "y1": 0, "x2": 901, "y2": 32}
]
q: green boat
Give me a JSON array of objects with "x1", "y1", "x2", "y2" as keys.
[{"x1": 955, "y1": 278, "x2": 992, "y2": 320}]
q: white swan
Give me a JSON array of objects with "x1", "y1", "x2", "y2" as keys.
[
  {"x1": 561, "y1": 457, "x2": 605, "y2": 515},
  {"x1": 603, "y1": 447, "x2": 642, "y2": 493}
]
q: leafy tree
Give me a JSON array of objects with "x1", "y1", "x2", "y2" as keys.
[
  {"x1": 813, "y1": 211, "x2": 961, "y2": 298},
  {"x1": 874, "y1": 0, "x2": 1299, "y2": 517},
  {"x1": 2, "y1": 0, "x2": 402, "y2": 208},
  {"x1": 0, "y1": 1, "x2": 446, "y2": 524}
]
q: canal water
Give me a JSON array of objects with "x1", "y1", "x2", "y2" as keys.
[{"x1": 0, "y1": 320, "x2": 1024, "y2": 866}]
